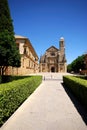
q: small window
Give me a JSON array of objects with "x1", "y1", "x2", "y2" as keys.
[{"x1": 24, "y1": 47, "x2": 27, "y2": 54}]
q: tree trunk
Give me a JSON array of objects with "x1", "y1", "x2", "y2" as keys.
[{"x1": 0, "y1": 66, "x2": 7, "y2": 75}]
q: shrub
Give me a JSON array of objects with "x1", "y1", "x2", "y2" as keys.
[
  {"x1": 76, "y1": 75, "x2": 87, "y2": 80},
  {"x1": 0, "y1": 76, "x2": 42, "y2": 126},
  {"x1": 63, "y1": 76, "x2": 87, "y2": 109},
  {"x1": 0, "y1": 75, "x2": 30, "y2": 83},
  {"x1": 0, "y1": 76, "x2": 1, "y2": 83}
]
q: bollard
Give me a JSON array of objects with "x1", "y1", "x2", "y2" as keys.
[{"x1": 44, "y1": 76, "x2": 45, "y2": 80}]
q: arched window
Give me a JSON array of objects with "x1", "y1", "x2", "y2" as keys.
[{"x1": 51, "y1": 52, "x2": 55, "y2": 56}]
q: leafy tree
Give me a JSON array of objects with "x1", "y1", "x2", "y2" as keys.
[
  {"x1": 84, "y1": 54, "x2": 87, "y2": 70},
  {"x1": 0, "y1": 0, "x2": 21, "y2": 75},
  {"x1": 67, "y1": 64, "x2": 72, "y2": 72},
  {"x1": 67, "y1": 55, "x2": 85, "y2": 73}
]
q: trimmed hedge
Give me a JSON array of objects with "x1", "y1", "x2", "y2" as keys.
[
  {"x1": 0, "y1": 76, "x2": 42, "y2": 126},
  {"x1": 63, "y1": 76, "x2": 87, "y2": 109},
  {"x1": 76, "y1": 75, "x2": 87, "y2": 80},
  {"x1": 0, "y1": 75, "x2": 30, "y2": 83}
]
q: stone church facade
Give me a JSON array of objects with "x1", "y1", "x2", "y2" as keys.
[{"x1": 39, "y1": 37, "x2": 67, "y2": 72}]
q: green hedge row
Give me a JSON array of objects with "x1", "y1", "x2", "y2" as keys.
[
  {"x1": 75, "y1": 75, "x2": 87, "y2": 80},
  {"x1": 0, "y1": 76, "x2": 42, "y2": 126},
  {"x1": 0, "y1": 75, "x2": 30, "y2": 83},
  {"x1": 63, "y1": 76, "x2": 87, "y2": 109}
]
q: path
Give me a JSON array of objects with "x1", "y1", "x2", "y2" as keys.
[{"x1": 0, "y1": 73, "x2": 87, "y2": 130}]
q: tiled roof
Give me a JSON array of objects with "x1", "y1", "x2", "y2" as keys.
[{"x1": 15, "y1": 35, "x2": 27, "y2": 39}]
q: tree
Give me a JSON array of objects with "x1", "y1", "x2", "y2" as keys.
[
  {"x1": 67, "y1": 55, "x2": 85, "y2": 73},
  {"x1": 84, "y1": 54, "x2": 87, "y2": 70},
  {"x1": 0, "y1": 0, "x2": 21, "y2": 75},
  {"x1": 67, "y1": 64, "x2": 72, "y2": 72}
]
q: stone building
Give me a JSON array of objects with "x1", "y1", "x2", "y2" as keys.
[
  {"x1": 6, "y1": 35, "x2": 39, "y2": 75},
  {"x1": 39, "y1": 37, "x2": 67, "y2": 72}
]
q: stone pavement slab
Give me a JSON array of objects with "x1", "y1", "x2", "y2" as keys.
[{"x1": 0, "y1": 73, "x2": 87, "y2": 130}]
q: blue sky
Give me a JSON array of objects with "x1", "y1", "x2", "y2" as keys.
[{"x1": 8, "y1": 0, "x2": 87, "y2": 64}]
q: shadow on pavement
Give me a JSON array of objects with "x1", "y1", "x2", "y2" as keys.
[
  {"x1": 62, "y1": 83, "x2": 87, "y2": 125},
  {"x1": 43, "y1": 76, "x2": 63, "y2": 81},
  {"x1": 43, "y1": 78, "x2": 62, "y2": 81}
]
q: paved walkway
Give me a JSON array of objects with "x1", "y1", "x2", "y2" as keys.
[{"x1": 0, "y1": 73, "x2": 87, "y2": 130}]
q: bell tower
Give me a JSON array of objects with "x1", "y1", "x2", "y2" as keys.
[
  {"x1": 59, "y1": 37, "x2": 65, "y2": 56},
  {"x1": 58, "y1": 37, "x2": 67, "y2": 72}
]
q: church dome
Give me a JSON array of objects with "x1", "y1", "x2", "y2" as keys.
[{"x1": 60, "y1": 37, "x2": 64, "y2": 41}]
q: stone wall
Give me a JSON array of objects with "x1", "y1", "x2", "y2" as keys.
[{"x1": 6, "y1": 35, "x2": 39, "y2": 75}]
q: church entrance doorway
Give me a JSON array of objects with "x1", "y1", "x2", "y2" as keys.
[{"x1": 51, "y1": 67, "x2": 55, "y2": 72}]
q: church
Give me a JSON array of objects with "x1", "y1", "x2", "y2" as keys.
[{"x1": 39, "y1": 37, "x2": 67, "y2": 72}]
